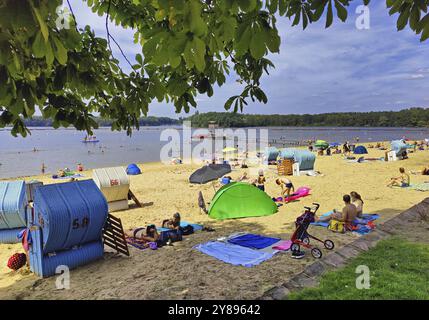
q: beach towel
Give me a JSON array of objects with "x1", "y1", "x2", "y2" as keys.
[
  {"x1": 351, "y1": 221, "x2": 376, "y2": 235},
  {"x1": 406, "y1": 183, "x2": 429, "y2": 191},
  {"x1": 157, "y1": 221, "x2": 203, "y2": 233},
  {"x1": 311, "y1": 212, "x2": 379, "y2": 235},
  {"x1": 272, "y1": 240, "x2": 292, "y2": 251},
  {"x1": 125, "y1": 237, "x2": 149, "y2": 250},
  {"x1": 53, "y1": 174, "x2": 84, "y2": 180},
  {"x1": 194, "y1": 241, "x2": 276, "y2": 267},
  {"x1": 227, "y1": 233, "x2": 281, "y2": 249}
]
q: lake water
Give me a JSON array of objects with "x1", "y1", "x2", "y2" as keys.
[{"x1": 1, "y1": 126, "x2": 428, "y2": 179}]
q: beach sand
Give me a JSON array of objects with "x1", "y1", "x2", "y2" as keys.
[{"x1": 1, "y1": 143, "x2": 428, "y2": 299}]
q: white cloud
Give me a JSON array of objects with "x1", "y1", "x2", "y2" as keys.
[{"x1": 71, "y1": 1, "x2": 429, "y2": 117}]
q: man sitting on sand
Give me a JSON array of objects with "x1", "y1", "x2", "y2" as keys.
[
  {"x1": 318, "y1": 195, "x2": 358, "y2": 224},
  {"x1": 125, "y1": 224, "x2": 160, "y2": 242},
  {"x1": 387, "y1": 167, "x2": 410, "y2": 188},
  {"x1": 276, "y1": 178, "x2": 295, "y2": 201}
]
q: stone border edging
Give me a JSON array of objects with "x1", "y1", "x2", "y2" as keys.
[{"x1": 259, "y1": 198, "x2": 429, "y2": 300}]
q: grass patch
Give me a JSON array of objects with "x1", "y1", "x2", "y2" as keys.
[{"x1": 288, "y1": 237, "x2": 429, "y2": 300}]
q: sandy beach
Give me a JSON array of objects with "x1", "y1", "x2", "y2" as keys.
[{"x1": 1, "y1": 142, "x2": 428, "y2": 300}]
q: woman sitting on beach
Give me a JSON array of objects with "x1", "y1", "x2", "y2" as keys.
[
  {"x1": 162, "y1": 212, "x2": 181, "y2": 230},
  {"x1": 350, "y1": 191, "x2": 364, "y2": 218},
  {"x1": 276, "y1": 178, "x2": 295, "y2": 200},
  {"x1": 125, "y1": 224, "x2": 160, "y2": 242},
  {"x1": 387, "y1": 167, "x2": 410, "y2": 188}
]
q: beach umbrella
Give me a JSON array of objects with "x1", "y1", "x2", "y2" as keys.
[
  {"x1": 314, "y1": 140, "x2": 329, "y2": 150},
  {"x1": 189, "y1": 164, "x2": 232, "y2": 184}
]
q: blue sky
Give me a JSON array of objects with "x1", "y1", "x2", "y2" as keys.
[{"x1": 72, "y1": 1, "x2": 429, "y2": 118}]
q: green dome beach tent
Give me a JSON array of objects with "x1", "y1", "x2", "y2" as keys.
[{"x1": 208, "y1": 182, "x2": 278, "y2": 220}]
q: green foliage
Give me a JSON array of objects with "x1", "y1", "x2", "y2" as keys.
[
  {"x1": 288, "y1": 237, "x2": 429, "y2": 300},
  {"x1": 1, "y1": 0, "x2": 429, "y2": 137},
  {"x1": 185, "y1": 108, "x2": 429, "y2": 128}
]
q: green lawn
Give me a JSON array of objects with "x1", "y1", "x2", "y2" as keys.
[{"x1": 288, "y1": 237, "x2": 429, "y2": 300}]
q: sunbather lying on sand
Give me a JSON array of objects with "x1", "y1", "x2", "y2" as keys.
[
  {"x1": 125, "y1": 224, "x2": 160, "y2": 242},
  {"x1": 237, "y1": 172, "x2": 248, "y2": 181},
  {"x1": 410, "y1": 167, "x2": 429, "y2": 175},
  {"x1": 387, "y1": 167, "x2": 410, "y2": 187}
]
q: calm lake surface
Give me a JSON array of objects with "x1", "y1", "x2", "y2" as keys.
[{"x1": 1, "y1": 126, "x2": 428, "y2": 179}]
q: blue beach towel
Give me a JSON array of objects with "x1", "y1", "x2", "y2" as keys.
[
  {"x1": 157, "y1": 221, "x2": 203, "y2": 233},
  {"x1": 227, "y1": 233, "x2": 281, "y2": 249},
  {"x1": 311, "y1": 212, "x2": 379, "y2": 227},
  {"x1": 53, "y1": 174, "x2": 84, "y2": 180},
  {"x1": 195, "y1": 241, "x2": 276, "y2": 267}
]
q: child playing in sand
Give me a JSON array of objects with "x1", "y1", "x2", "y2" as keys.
[
  {"x1": 276, "y1": 178, "x2": 295, "y2": 201},
  {"x1": 387, "y1": 167, "x2": 410, "y2": 188}
]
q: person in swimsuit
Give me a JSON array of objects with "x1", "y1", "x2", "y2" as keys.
[
  {"x1": 318, "y1": 195, "x2": 358, "y2": 224},
  {"x1": 257, "y1": 174, "x2": 266, "y2": 192},
  {"x1": 162, "y1": 212, "x2": 181, "y2": 230},
  {"x1": 410, "y1": 167, "x2": 429, "y2": 175},
  {"x1": 343, "y1": 141, "x2": 350, "y2": 156},
  {"x1": 237, "y1": 171, "x2": 248, "y2": 182},
  {"x1": 387, "y1": 167, "x2": 410, "y2": 187},
  {"x1": 276, "y1": 178, "x2": 295, "y2": 201},
  {"x1": 125, "y1": 224, "x2": 159, "y2": 242},
  {"x1": 350, "y1": 191, "x2": 364, "y2": 218}
]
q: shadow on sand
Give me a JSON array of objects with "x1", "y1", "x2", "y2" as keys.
[{"x1": 0, "y1": 207, "x2": 411, "y2": 300}]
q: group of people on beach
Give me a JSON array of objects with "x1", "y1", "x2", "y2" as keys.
[
  {"x1": 316, "y1": 192, "x2": 364, "y2": 225},
  {"x1": 125, "y1": 213, "x2": 182, "y2": 246}
]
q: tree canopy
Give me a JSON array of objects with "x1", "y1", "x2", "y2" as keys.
[{"x1": 1, "y1": 0, "x2": 428, "y2": 137}]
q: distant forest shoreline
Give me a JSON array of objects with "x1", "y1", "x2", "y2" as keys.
[{"x1": 19, "y1": 108, "x2": 429, "y2": 128}]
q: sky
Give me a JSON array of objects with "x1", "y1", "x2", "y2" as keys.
[{"x1": 72, "y1": 1, "x2": 429, "y2": 118}]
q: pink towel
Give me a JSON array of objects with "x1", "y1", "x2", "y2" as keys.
[{"x1": 272, "y1": 240, "x2": 292, "y2": 251}]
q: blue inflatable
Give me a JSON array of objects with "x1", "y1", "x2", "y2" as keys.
[
  {"x1": 126, "y1": 164, "x2": 141, "y2": 175},
  {"x1": 354, "y1": 146, "x2": 368, "y2": 154}
]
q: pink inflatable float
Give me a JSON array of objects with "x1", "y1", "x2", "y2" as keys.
[{"x1": 274, "y1": 187, "x2": 311, "y2": 203}]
